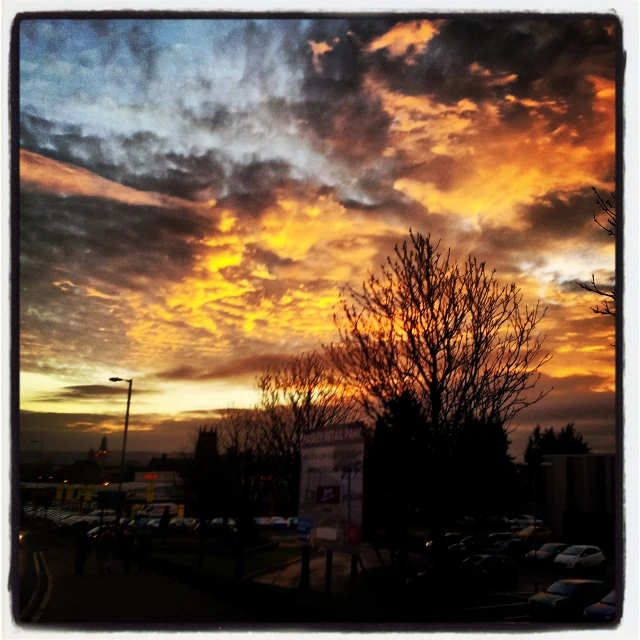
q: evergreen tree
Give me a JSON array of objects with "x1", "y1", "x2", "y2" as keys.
[{"x1": 524, "y1": 421, "x2": 591, "y2": 465}]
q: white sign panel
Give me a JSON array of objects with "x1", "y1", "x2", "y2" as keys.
[{"x1": 298, "y1": 423, "x2": 364, "y2": 552}]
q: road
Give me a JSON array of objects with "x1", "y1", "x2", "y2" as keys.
[
  {"x1": 18, "y1": 534, "x2": 38, "y2": 619},
  {"x1": 24, "y1": 532, "x2": 252, "y2": 626}
]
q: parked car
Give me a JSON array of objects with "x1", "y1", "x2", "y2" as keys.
[
  {"x1": 73, "y1": 509, "x2": 117, "y2": 528},
  {"x1": 286, "y1": 517, "x2": 299, "y2": 528},
  {"x1": 425, "y1": 532, "x2": 463, "y2": 551},
  {"x1": 86, "y1": 525, "x2": 109, "y2": 546},
  {"x1": 525, "y1": 543, "x2": 571, "y2": 565},
  {"x1": 528, "y1": 579, "x2": 608, "y2": 620},
  {"x1": 459, "y1": 554, "x2": 518, "y2": 590},
  {"x1": 485, "y1": 537, "x2": 528, "y2": 559},
  {"x1": 583, "y1": 590, "x2": 616, "y2": 622},
  {"x1": 509, "y1": 514, "x2": 543, "y2": 529},
  {"x1": 253, "y1": 517, "x2": 271, "y2": 527},
  {"x1": 448, "y1": 535, "x2": 488, "y2": 558},
  {"x1": 269, "y1": 516, "x2": 289, "y2": 529},
  {"x1": 210, "y1": 517, "x2": 237, "y2": 528},
  {"x1": 515, "y1": 526, "x2": 553, "y2": 545},
  {"x1": 487, "y1": 532, "x2": 516, "y2": 544},
  {"x1": 554, "y1": 545, "x2": 606, "y2": 571}
]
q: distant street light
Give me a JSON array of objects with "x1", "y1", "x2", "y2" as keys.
[{"x1": 109, "y1": 377, "x2": 133, "y2": 503}]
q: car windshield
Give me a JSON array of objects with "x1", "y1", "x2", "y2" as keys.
[
  {"x1": 463, "y1": 555, "x2": 483, "y2": 565},
  {"x1": 561, "y1": 546, "x2": 583, "y2": 556},
  {"x1": 540, "y1": 544, "x2": 563, "y2": 551},
  {"x1": 547, "y1": 582, "x2": 576, "y2": 597},
  {"x1": 521, "y1": 527, "x2": 535, "y2": 533},
  {"x1": 602, "y1": 591, "x2": 615, "y2": 605}
]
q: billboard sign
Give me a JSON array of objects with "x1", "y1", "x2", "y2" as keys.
[{"x1": 298, "y1": 422, "x2": 364, "y2": 552}]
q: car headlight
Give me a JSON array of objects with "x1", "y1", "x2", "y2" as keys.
[{"x1": 425, "y1": 541, "x2": 433, "y2": 548}]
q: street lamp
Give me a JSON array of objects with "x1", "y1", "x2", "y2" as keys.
[{"x1": 109, "y1": 377, "x2": 133, "y2": 501}]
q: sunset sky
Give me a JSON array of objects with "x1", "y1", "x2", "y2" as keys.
[{"x1": 18, "y1": 16, "x2": 617, "y2": 459}]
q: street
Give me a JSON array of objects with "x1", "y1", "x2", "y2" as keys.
[{"x1": 23, "y1": 532, "x2": 252, "y2": 626}]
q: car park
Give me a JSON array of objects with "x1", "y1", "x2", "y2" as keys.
[
  {"x1": 269, "y1": 516, "x2": 289, "y2": 529},
  {"x1": 554, "y1": 545, "x2": 606, "y2": 571},
  {"x1": 515, "y1": 526, "x2": 553, "y2": 545},
  {"x1": 74, "y1": 509, "x2": 117, "y2": 527},
  {"x1": 509, "y1": 514, "x2": 544, "y2": 528},
  {"x1": 253, "y1": 517, "x2": 271, "y2": 527},
  {"x1": 485, "y1": 537, "x2": 528, "y2": 559},
  {"x1": 487, "y1": 532, "x2": 516, "y2": 544},
  {"x1": 425, "y1": 532, "x2": 463, "y2": 552},
  {"x1": 86, "y1": 525, "x2": 109, "y2": 546},
  {"x1": 528, "y1": 579, "x2": 608, "y2": 620},
  {"x1": 459, "y1": 554, "x2": 518, "y2": 590},
  {"x1": 448, "y1": 535, "x2": 488, "y2": 558},
  {"x1": 210, "y1": 517, "x2": 237, "y2": 528},
  {"x1": 583, "y1": 590, "x2": 616, "y2": 622},
  {"x1": 525, "y1": 543, "x2": 571, "y2": 565}
]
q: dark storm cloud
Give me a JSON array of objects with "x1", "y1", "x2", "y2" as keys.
[
  {"x1": 20, "y1": 119, "x2": 229, "y2": 202},
  {"x1": 20, "y1": 410, "x2": 114, "y2": 434},
  {"x1": 370, "y1": 18, "x2": 615, "y2": 111},
  {"x1": 154, "y1": 353, "x2": 293, "y2": 382},
  {"x1": 228, "y1": 158, "x2": 291, "y2": 198},
  {"x1": 20, "y1": 189, "x2": 209, "y2": 289},
  {"x1": 41, "y1": 384, "x2": 156, "y2": 402},
  {"x1": 522, "y1": 191, "x2": 614, "y2": 242},
  {"x1": 295, "y1": 91, "x2": 392, "y2": 165}
]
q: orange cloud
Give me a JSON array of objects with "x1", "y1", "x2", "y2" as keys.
[
  {"x1": 20, "y1": 149, "x2": 205, "y2": 213},
  {"x1": 366, "y1": 73, "x2": 615, "y2": 228},
  {"x1": 308, "y1": 39, "x2": 335, "y2": 72},
  {"x1": 368, "y1": 20, "x2": 440, "y2": 59}
]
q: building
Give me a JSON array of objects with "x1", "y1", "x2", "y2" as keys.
[{"x1": 542, "y1": 453, "x2": 616, "y2": 550}]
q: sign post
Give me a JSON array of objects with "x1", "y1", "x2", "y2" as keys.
[{"x1": 298, "y1": 422, "x2": 364, "y2": 593}]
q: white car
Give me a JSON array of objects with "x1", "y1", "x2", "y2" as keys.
[
  {"x1": 74, "y1": 509, "x2": 117, "y2": 526},
  {"x1": 554, "y1": 545, "x2": 606, "y2": 570}
]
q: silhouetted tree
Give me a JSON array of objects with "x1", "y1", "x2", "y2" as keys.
[
  {"x1": 256, "y1": 350, "x2": 359, "y2": 504},
  {"x1": 330, "y1": 231, "x2": 551, "y2": 431},
  {"x1": 579, "y1": 186, "x2": 616, "y2": 317},
  {"x1": 329, "y1": 232, "x2": 548, "y2": 571},
  {"x1": 524, "y1": 422, "x2": 592, "y2": 465}
]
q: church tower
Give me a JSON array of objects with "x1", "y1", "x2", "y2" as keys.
[{"x1": 195, "y1": 426, "x2": 218, "y2": 463}]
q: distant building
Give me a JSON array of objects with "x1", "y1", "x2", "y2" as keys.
[
  {"x1": 195, "y1": 427, "x2": 218, "y2": 462},
  {"x1": 86, "y1": 436, "x2": 108, "y2": 468},
  {"x1": 542, "y1": 453, "x2": 616, "y2": 550}
]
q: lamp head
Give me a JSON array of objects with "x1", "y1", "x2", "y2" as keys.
[{"x1": 109, "y1": 377, "x2": 122, "y2": 382}]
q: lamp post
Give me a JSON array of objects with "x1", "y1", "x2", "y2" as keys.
[{"x1": 109, "y1": 377, "x2": 133, "y2": 518}]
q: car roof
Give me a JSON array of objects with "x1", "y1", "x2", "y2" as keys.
[{"x1": 555, "y1": 579, "x2": 604, "y2": 585}]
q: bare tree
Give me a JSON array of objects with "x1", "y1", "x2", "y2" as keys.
[
  {"x1": 256, "y1": 350, "x2": 359, "y2": 503},
  {"x1": 579, "y1": 186, "x2": 616, "y2": 317},
  {"x1": 329, "y1": 231, "x2": 551, "y2": 433}
]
